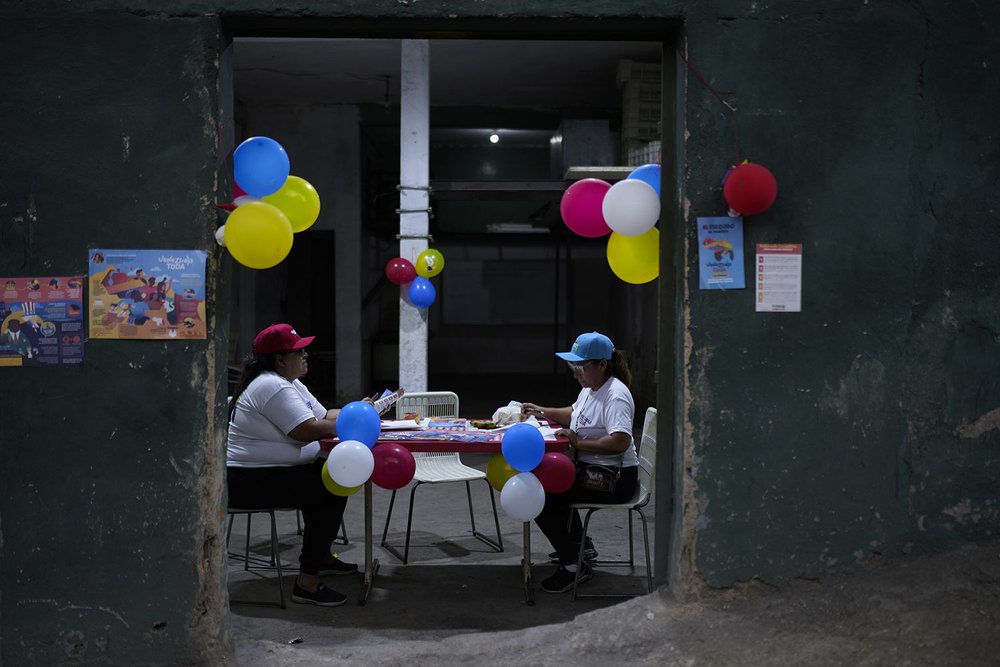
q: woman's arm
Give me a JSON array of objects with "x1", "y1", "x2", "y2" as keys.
[
  {"x1": 293, "y1": 394, "x2": 382, "y2": 442},
  {"x1": 558, "y1": 429, "x2": 631, "y2": 456},
  {"x1": 287, "y1": 416, "x2": 338, "y2": 443},
  {"x1": 520, "y1": 403, "x2": 573, "y2": 427}
]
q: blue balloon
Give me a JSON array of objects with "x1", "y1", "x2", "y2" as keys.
[
  {"x1": 501, "y1": 423, "x2": 545, "y2": 472},
  {"x1": 408, "y1": 276, "x2": 436, "y2": 308},
  {"x1": 336, "y1": 401, "x2": 381, "y2": 448},
  {"x1": 234, "y1": 136, "x2": 290, "y2": 197},
  {"x1": 627, "y1": 163, "x2": 661, "y2": 197}
]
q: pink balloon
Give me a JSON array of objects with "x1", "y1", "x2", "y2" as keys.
[
  {"x1": 532, "y1": 452, "x2": 576, "y2": 494},
  {"x1": 371, "y1": 443, "x2": 416, "y2": 490},
  {"x1": 560, "y1": 179, "x2": 612, "y2": 238}
]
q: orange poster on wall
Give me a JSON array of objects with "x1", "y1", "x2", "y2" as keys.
[{"x1": 88, "y1": 249, "x2": 207, "y2": 340}]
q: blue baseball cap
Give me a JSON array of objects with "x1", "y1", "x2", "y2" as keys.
[{"x1": 556, "y1": 332, "x2": 614, "y2": 362}]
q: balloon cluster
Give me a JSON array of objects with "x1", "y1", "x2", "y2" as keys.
[
  {"x1": 219, "y1": 137, "x2": 322, "y2": 270},
  {"x1": 322, "y1": 401, "x2": 417, "y2": 495},
  {"x1": 485, "y1": 423, "x2": 575, "y2": 521},
  {"x1": 721, "y1": 161, "x2": 777, "y2": 216},
  {"x1": 384, "y1": 248, "x2": 445, "y2": 309},
  {"x1": 559, "y1": 163, "x2": 661, "y2": 285}
]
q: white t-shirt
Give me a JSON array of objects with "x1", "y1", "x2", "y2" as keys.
[
  {"x1": 227, "y1": 371, "x2": 327, "y2": 467},
  {"x1": 570, "y1": 376, "x2": 638, "y2": 467}
]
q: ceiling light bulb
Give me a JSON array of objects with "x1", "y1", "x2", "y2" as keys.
[{"x1": 489, "y1": 132, "x2": 500, "y2": 144}]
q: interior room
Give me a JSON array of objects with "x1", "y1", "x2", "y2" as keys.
[{"x1": 228, "y1": 37, "x2": 663, "y2": 415}]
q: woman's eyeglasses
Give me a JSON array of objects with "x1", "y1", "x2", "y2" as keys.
[
  {"x1": 566, "y1": 360, "x2": 594, "y2": 373},
  {"x1": 284, "y1": 349, "x2": 308, "y2": 357}
]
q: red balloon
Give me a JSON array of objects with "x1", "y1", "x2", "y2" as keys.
[
  {"x1": 560, "y1": 178, "x2": 612, "y2": 238},
  {"x1": 371, "y1": 443, "x2": 416, "y2": 490},
  {"x1": 233, "y1": 182, "x2": 248, "y2": 198},
  {"x1": 723, "y1": 163, "x2": 777, "y2": 216},
  {"x1": 532, "y1": 452, "x2": 576, "y2": 494},
  {"x1": 385, "y1": 257, "x2": 417, "y2": 285}
]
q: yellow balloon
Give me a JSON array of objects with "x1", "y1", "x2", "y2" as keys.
[
  {"x1": 606, "y1": 228, "x2": 659, "y2": 284},
  {"x1": 322, "y1": 461, "x2": 362, "y2": 496},
  {"x1": 415, "y1": 248, "x2": 445, "y2": 278},
  {"x1": 224, "y1": 201, "x2": 294, "y2": 269},
  {"x1": 262, "y1": 175, "x2": 321, "y2": 233},
  {"x1": 486, "y1": 453, "x2": 517, "y2": 492}
]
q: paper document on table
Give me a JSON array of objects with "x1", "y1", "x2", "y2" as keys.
[
  {"x1": 380, "y1": 419, "x2": 422, "y2": 431},
  {"x1": 538, "y1": 426, "x2": 559, "y2": 442},
  {"x1": 426, "y1": 418, "x2": 468, "y2": 431}
]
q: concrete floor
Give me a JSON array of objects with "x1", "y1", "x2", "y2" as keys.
[{"x1": 224, "y1": 451, "x2": 1000, "y2": 666}]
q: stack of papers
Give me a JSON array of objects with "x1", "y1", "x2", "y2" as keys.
[{"x1": 380, "y1": 419, "x2": 422, "y2": 431}]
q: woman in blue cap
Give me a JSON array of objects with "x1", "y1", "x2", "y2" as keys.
[{"x1": 521, "y1": 331, "x2": 638, "y2": 593}]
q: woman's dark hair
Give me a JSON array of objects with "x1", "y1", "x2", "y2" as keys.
[
  {"x1": 227, "y1": 351, "x2": 279, "y2": 422},
  {"x1": 607, "y1": 349, "x2": 633, "y2": 389}
]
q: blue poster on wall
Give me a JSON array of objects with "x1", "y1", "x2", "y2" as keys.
[
  {"x1": 697, "y1": 216, "x2": 745, "y2": 290},
  {"x1": 0, "y1": 275, "x2": 85, "y2": 366}
]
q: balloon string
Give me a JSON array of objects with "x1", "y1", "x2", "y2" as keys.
[{"x1": 676, "y1": 48, "x2": 741, "y2": 164}]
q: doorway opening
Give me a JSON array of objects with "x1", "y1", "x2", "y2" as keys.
[{"x1": 221, "y1": 19, "x2": 681, "y2": 605}]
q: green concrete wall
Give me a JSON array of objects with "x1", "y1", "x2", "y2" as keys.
[
  {"x1": 0, "y1": 10, "x2": 231, "y2": 666},
  {"x1": 680, "y1": 2, "x2": 1000, "y2": 588},
  {"x1": 0, "y1": 0, "x2": 997, "y2": 664}
]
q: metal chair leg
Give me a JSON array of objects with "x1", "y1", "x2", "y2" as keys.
[
  {"x1": 469, "y1": 480, "x2": 503, "y2": 552},
  {"x1": 383, "y1": 479, "x2": 503, "y2": 561},
  {"x1": 572, "y1": 509, "x2": 598, "y2": 601},
  {"x1": 380, "y1": 489, "x2": 398, "y2": 547},
  {"x1": 268, "y1": 510, "x2": 286, "y2": 608},
  {"x1": 486, "y1": 483, "x2": 504, "y2": 552},
  {"x1": 379, "y1": 482, "x2": 424, "y2": 564},
  {"x1": 637, "y1": 507, "x2": 653, "y2": 593},
  {"x1": 227, "y1": 509, "x2": 287, "y2": 609},
  {"x1": 244, "y1": 513, "x2": 252, "y2": 570},
  {"x1": 574, "y1": 506, "x2": 653, "y2": 600},
  {"x1": 627, "y1": 510, "x2": 635, "y2": 567},
  {"x1": 401, "y1": 482, "x2": 423, "y2": 564},
  {"x1": 465, "y1": 481, "x2": 477, "y2": 533}
]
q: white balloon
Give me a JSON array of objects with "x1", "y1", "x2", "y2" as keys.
[
  {"x1": 214, "y1": 225, "x2": 227, "y2": 247},
  {"x1": 500, "y1": 472, "x2": 546, "y2": 521},
  {"x1": 327, "y1": 439, "x2": 375, "y2": 488},
  {"x1": 601, "y1": 179, "x2": 660, "y2": 236},
  {"x1": 233, "y1": 195, "x2": 261, "y2": 207}
]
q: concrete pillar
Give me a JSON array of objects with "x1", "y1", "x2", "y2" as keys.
[{"x1": 398, "y1": 40, "x2": 430, "y2": 392}]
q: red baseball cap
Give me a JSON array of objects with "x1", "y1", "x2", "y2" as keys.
[{"x1": 252, "y1": 323, "x2": 315, "y2": 354}]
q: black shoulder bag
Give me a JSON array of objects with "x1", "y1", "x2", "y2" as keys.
[{"x1": 573, "y1": 448, "x2": 623, "y2": 496}]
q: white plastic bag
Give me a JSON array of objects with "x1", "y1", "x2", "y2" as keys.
[{"x1": 492, "y1": 400, "x2": 525, "y2": 426}]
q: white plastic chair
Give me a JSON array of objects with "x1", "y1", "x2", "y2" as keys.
[
  {"x1": 569, "y1": 406, "x2": 656, "y2": 599},
  {"x1": 380, "y1": 391, "x2": 504, "y2": 563}
]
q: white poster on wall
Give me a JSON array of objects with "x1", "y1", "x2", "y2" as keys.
[{"x1": 755, "y1": 244, "x2": 802, "y2": 312}]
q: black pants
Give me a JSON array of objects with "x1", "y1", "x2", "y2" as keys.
[
  {"x1": 227, "y1": 459, "x2": 348, "y2": 575},
  {"x1": 533, "y1": 465, "x2": 639, "y2": 566}
]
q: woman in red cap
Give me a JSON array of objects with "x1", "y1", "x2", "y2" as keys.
[
  {"x1": 226, "y1": 323, "x2": 362, "y2": 606},
  {"x1": 520, "y1": 331, "x2": 638, "y2": 594}
]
